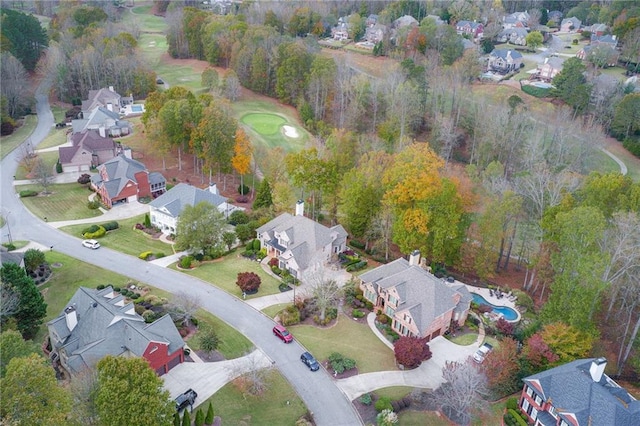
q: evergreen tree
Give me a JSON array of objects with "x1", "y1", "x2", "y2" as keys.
[
  {"x1": 205, "y1": 402, "x2": 214, "y2": 424},
  {"x1": 0, "y1": 8, "x2": 49, "y2": 71},
  {"x1": 174, "y1": 412, "x2": 181, "y2": 426},
  {"x1": 0, "y1": 263, "x2": 47, "y2": 339},
  {"x1": 552, "y1": 57, "x2": 592, "y2": 116},
  {"x1": 195, "y1": 409, "x2": 205, "y2": 426},
  {"x1": 253, "y1": 178, "x2": 273, "y2": 209},
  {"x1": 181, "y1": 409, "x2": 191, "y2": 426}
]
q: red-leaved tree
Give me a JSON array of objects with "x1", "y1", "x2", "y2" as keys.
[
  {"x1": 495, "y1": 318, "x2": 514, "y2": 336},
  {"x1": 236, "y1": 272, "x2": 261, "y2": 293},
  {"x1": 524, "y1": 333, "x2": 559, "y2": 370},
  {"x1": 482, "y1": 337, "x2": 520, "y2": 396},
  {"x1": 394, "y1": 336, "x2": 432, "y2": 369}
]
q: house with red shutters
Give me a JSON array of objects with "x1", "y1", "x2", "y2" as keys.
[
  {"x1": 47, "y1": 286, "x2": 185, "y2": 377},
  {"x1": 91, "y1": 154, "x2": 165, "y2": 207},
  {"x1": 455, "y1": 20, "x2": 484, "y2": 38},
  {"x1": 519, "y1": 358, "x2": 640, "y2": 425},
  {"x1": 358, "y1": 251, "x2": 471, "y2": 342}
]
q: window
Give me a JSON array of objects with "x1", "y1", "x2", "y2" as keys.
[
  {"x1": 385, "y1": 307, "x2": 394, "y2": 317},
  {"x1": 530, "y1": 407, "x2": 538, "y2": 420},
  {"x1": 526, "y1": 386, "x2": 533, "y2": 397},
  {"x1": 521, "y1": 399, "x2": 530, "y2": 413},
  {"x1": 534, "y1": 395, "x2": 542, "y2": 406},
  {"x1": 548, "y1": 405, "x2": 557, "y2": 419},
  {"x1": 560, "y1": 420, "x2": 569, "y2": 426}
]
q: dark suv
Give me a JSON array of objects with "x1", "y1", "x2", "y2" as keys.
[
  {"x1": 300, "y1": 352, "x2": 320, "y2": 371},
  {"x1": 175, "y1": 388, "x2": 198, "y2": 411}
]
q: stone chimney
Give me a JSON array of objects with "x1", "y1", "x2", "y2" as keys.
[
  {"x1": 589, "y1": 357, "x2": 607, "y2": 382},
  {"x1": 409, "y1": 250, "x2": 421, "y2": 266},
  {"x1": 295, "y1": 200, "x2": 304, "y2": 216},
  {"x1": 64, "y1": 305, "x2": 78, "y2": 331},
  {"x1": 209, "y1": 182, "x2": 219, "y2": 195}
]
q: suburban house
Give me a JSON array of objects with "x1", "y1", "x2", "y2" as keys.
[
  {"x1": 47, "y1": 286, "x2": 185, "y2": 376},
  {"x1": 590, "y1": 33, "x2": 618, "y2": 49},
  {"x1": 365, "y1": 14, "x2": 378, "y2": 27},
  {"x1": 577, "y1": 44, "x2": 619, "y2": 67},
  {"x1": 81, "y1": 86, "x2": 133, "y2": 115},
  {"x1": 497, "y1": 27, "x2": 529, "y2": 45},
  {"x1": 332, "y1": 18, "x2": 350, "y2": 40},
  {"x1": 455, "y1": 20, "x2": 484, "y2": 38},
  {"x1": 560, "y1": 17, "x2": 581, "y2": 32},
  {"x1": 502, "y1": 11, "x2": 529, "y2": 29},
  {"x1": 72, "y1": 106, "x2": 131, "y2": 137},
  {"x1": 256, "y1": 201, "x2": 347, "y2": 278},
  {"x1": 91, "y1": 154, "x2": 165, "y2": 208},
  {"x1": 394, "y1": 15, "x2": 418, "y2": 29},
  {"x1": 424, "y1": 14, "x2": 445, "y2": 26},
  {"x1": 535, "y1": 57, "x2": 564, "y2": 81},
  {"x1": 0, "y1": 246, "x2": 24, "y2": 268},
  {"x1": 365, "y1": 23, "x2": 387, "y2": 44},
  {"x1": 488, "y1": 49, "x2": 524, "y2": 74},
  {"x1": 547, "y1": 11, "x2": 564, "y2": 26},
  {"x1": 359, "y1": 251, "x2": 472, "y2": 342},
  {"x1": 519, "y1": 358, "x2": 640, "y2": 425},
  {"x1": 58, "y1": 129, "x2": 119, "y2": 173},
  {"x1": 584, "y1": 23, "x2": 608, "y2": 36},
  {"x1": 149, "y1": 183, "x2": 242, "y2": 236}
]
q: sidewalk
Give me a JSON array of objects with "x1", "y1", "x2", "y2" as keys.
[{"x1": 48, "y1": 200, "x2": 149, "y2": 229}]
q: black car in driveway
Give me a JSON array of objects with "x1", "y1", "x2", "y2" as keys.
[
  {"x1": 175, "y1": 388, "x2": 198, "y2": 411},
  {"x1": 300, "y1": 352, "x2": 320, "y2": 371}
]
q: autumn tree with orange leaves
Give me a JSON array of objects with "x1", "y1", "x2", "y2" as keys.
[{"x1": 232, "y1": 128, "x2": 253, "y2": 195}]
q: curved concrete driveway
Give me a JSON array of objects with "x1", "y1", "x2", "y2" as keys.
[{"x1": 0, "y1": 81, "x2": 362, "y2": 426}]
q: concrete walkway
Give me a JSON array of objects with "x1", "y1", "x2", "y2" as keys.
[
  {"x1": 48, "y1": 200, "x2": 149, "y2": 228},
  {"x1": 162, "y1": 349, "x2": 273, "y2": 408}
]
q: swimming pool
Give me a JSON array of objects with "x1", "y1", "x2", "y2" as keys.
[
  {"x1": 131, "y1": 105, "x2": 143, "y2": 112},
  {"x1": 471, "y1": 293, "x2": 519, "y2": 321}
]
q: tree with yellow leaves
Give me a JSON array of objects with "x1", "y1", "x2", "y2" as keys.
[{"x1": 232, "y1": 128, "x2": 253, "y2": 196}]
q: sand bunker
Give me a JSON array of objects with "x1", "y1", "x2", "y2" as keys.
[{"x1": 282, "y1": 125, "x2": 299, "y2": 138}]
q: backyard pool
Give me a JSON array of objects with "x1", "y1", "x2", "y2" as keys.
[
  {"x1": 471, "y1": 293, "x2": 519, "y2": 322},
  {"x1": 131, "y1": 105, "x2": 144, "y2": 112}
]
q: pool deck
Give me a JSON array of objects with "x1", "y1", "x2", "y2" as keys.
[{"x1": 464, "y1": 285, "x2": 522, "y2": 322}]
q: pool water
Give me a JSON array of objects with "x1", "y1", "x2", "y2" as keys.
[
  {"x1": 131, "y1": 105, "x2": 143, "y2": 112},
  {"x1": 471, "y1": 293, "x2": 519, "y2": 321}
]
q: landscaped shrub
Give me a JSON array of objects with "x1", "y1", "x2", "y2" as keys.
[
  {"x1": 377, "y1": 314, "x2": 390, "y2": 324},
  {"x1": 82, "y1": 225, "x2": 100, "y2": 234},
  {"x1": 96, "y1": 284, "x2": 105, "y2": 290},
  {"x1": 328, "y1": 352, "x2": 356, "y2": 374},
  {"x1": 142, "y1": 310, "x2": 156, "y2": 323},
  {"x1": 113, "y1": 286, "x2": 121, "y2": 292},
  {"x1": 236, "y1": 272, "x2": 261, "y2": 293},
  {"x1": 252, "y1": 239, "x2": 261, "y2": 251},
  {"x1": 271, "y1": 265, "x2": 282, "y2": 275},
  {"x1": 144, "y1": 213, "x2": 151, "y2": 228},
  {"x1": 134, "y1": 304, "x2": 145, "y2": 315},
  {"x1": 77, "y1": 174, "x2": 91, "y2": 184},
  {"x1": 365, "y1": 301, "x2": 374, "y2": 311},
  {"x1": 56, "y1": 161, "x2": 63, "y2": 173},
  {"x1": 19, "y1": 190, "x2": 38, "y2": 197},
  {"x1": 350, "y1": 240, "x2": 365, "y2": 249},
  {"x1": 194, "y1": 409, "x2": 205, "y2": 426},
  {"x1": 268, "y1": 257, "x2": 279, "y2": 267},
  {"x1": 101, "y1": 221, "x2": 119, "y2": 231},
  {"x1": 180, "y1": 256, "x2": 193, "y2": 269},
  {"x1": 359, "y1": 394, "x2": 372, "y2": 405},
  {"x1": 135, "y1": 223, "x2": 144, "y2": 230},
  {"x1": 87, "y1": 200, "x2": 101, "y2": 209},
  {"x1": 155, "y1": 252, "x2": 165, "y2": 259},
  {"x1": 375, "y1": 396, "x2": 393, "y2": 413},
  {"x1": 237, "y1": 183, "x2": 250, "y2": 195},
  {"x1": 228, "y1": 210, "x2": 249, "y2": 225},
  {"x1": 83, "y1": 225, "x2": 106, "y2": 239},
  {"x1": 280, "y1": 305, "x2": 300, "y2": 326},
  {"x1": 346, "y1": 260, "x2": 367, "y2": 272},
  {"x1": 506, "y1": 397, "x2": 518, "y2": 411},
  {"x1": 394, "y1": 336, "x2": 432, "y2": 369},
  {"x1": 352, "y1": 309, "x2": 365, "y2": 319}
]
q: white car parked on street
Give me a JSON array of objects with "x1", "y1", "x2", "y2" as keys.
[{"x1": 82, "y1": 239, "x2": 100, "y2": 249}]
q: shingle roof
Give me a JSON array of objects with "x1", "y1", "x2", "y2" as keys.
[
  {"x1": 491, "y1": 49, "x2": 523, "y2": 60},
  {"x1": 58, "y1": 145, "x2": 80, "y2": 164},
  {"x1": 257, "y1": 213, "x2": 348, "y2": 270},
  {"x1": 359, "y1": 258, "x2": 461, "y2": 334},
  {"x1": 0, "y1": 248, "x2": 24, "y2": 267},
  {"x1": 82, "y1": 88, "x2": 122, "y2": 112},
  {"x1": 149, "y1": 183, "x2": 227, "y2": 218},
  {"x1": 98, "y1": 155, "x2": 147, "y2": 198},
  {"x1": 47, "y1": 287, "x2": 184, "y2": 374},
  {"x1": 71, "y1": 130, "x2": 116, "y2": 151},
  {"x1": 524, "y1": 358, "x2": 640, "y2": 426},
  {"x1": 457, "y1": 20, "x2": 482, "y2": 29}
]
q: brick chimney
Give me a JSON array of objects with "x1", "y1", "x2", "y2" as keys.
[{"x1": 589, "y1": 357, "x2": 607, "y2": 382}]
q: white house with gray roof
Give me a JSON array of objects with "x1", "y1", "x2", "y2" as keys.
[
  {"x1": 359, "y1": 251, "x2": 471, "y2": 341},
  {"x1": 149, "y1": 183, "x2": 242, "y2": 236},
  {"x1": 47, "y1": 287, "x2": 185, "y2": 376},
  {"x1": 256, "y1": 201, "x2": 348, "y2": 278}
]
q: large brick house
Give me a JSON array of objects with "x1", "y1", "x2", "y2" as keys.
[
  {"x1": 256, "y1": 201, "x2": 347, "y2": 278},
  {"x1": 519, "y1": 358, "x2": 640, "y2": 425},
  {"x1": 489, "y1": 49, "x2": 524, "y2": 74},
  {"x1": 47, "y1": 287, "x2": 185, "y2": 376},
  {"x1": 456, "y1": 20, "x2": 484, "y2": 38},
  {"x1": 359, "y1": 251, "x2": 471, "y2": 341},
  {"x1": 91, "y1": 154, "x2": 165, "y2": 207},
  {"x1": 58, "y1": 129, "x2": 119, "y2": 173}
]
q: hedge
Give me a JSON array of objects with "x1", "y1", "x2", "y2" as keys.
[
  {"x1": 139, "y1": 251, "x2": 153, "y2": 260},
  {"x1": 346, "y1": 260, "x2": 368, "y2": 272},
  {"x1": 101, "y1": 221, "x2": 119, "y2": 231},
  {"x1": 19, "y1": 190, "x2": 38, "y2": 197},
  {"x1": 521, "y1": 85, "x2": 550, "y2": 98},
  {"x1": 83, "y1": 225, "x2": 106, "y2": 239}
]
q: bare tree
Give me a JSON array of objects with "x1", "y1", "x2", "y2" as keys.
[
  {"x1": 33, "y1": 157, "x2": 53, "y2": 194},
  {"x1": 527, "y1": 9, "x2": 542, "y2": 29},
  {"x1": 68, "y1": 368, "x2": 99, "y2": 425},
  {"x1": 0, "y1": 281, "x2": 20, "y2": 321},
  {"x1": 433, "y1": 360, "x2": 488, "y2": 425},
  {"x1": 169, "y1": 291, "x2": 201, "y2": 327},
  {"x1": 301, "y1": 259, "x2": 342, "y2": 322},
  {"x1": 231, "y1": 351, "x2": 273, "y2": 397},
  {"x1": 0, "y1": 52, "x2": 30, "y2": 118},
  {"x1": 223, "y1": 71, "x2": 241, "y2": 102},
  {"x1": 435, "y1": 115, "x2": 461, "y2": 166}
]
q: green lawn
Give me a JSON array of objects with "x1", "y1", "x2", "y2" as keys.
[
  {"x1": 0, "y1": 115, "x2": 37, "y2": 159},
  {"x1": 204, "y1": 369, "x2": 307, "y2": 424},
  {"x1": 375, "y1": 386, "x2": 413, "y2": 401},
  {"x1": 241, "y1": 113, "x2": 287, "y2": 136},
  {"x1": 262, "y1": 303, "x2": 290, "y2": 319},
  {"x1": 448, "y1": 332, "x2": 479, "y2": 346},
  {"x1": 36, "y1": 127, "x2": 68, "y2": 150},
  {"x1": 174, "y1": 252, "x2": 282, "y2": 299},
  {"x1": 35, "y1": 251, "x2": 252, "y2": 360},
  {"x1": 126, "y1": 6, "x2": 168, "y2": 33},
  {"x1": 15, "y1": 183, "x2": 101, "y2": 221},
  {"x1": 14, "y1": 151, "x2": 59, "y2": 180},
  {"x1": 290, "y1": 313, "x2": 396, "y2": 373},
  {"x1": 60, "y1": 214, "x2": 174, "y2": 257}
]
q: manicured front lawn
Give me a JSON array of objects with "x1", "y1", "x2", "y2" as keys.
[
  {"x1": 36, "y1": 127, "x2": 68, "y2": 150},
  {"x1": 186, "y1": 309, "x2": 253, "y2": 359},
  {"x1": 14, "y1": 151, "x2": 59, "y2": 180},
  {"x1": 290, "y1": 313, "x2": 397, "y2": 373},
  {"x1": 447, "y1": 332, "x2": 479, "y2": 346},
  {"x1": 375, "y1": 386, "x2": 413, "y2": 400},
  {"x1": 204, "y1": 369, "x2": 307, "y2": 424},
  {"x1": 0, "y1": 115, "x2": 37, "y2": 159},
  {"x1": 60, "y1": 214, "x2": 174, "y2": 257},
  {"x1": 175, "y1": 252, "x2": 282, "y2": 299},
  {"x1": 262, "y1": 303, "x2": 290, "y2": 319},
  {"x1": 16, "y1": 183, "x2": 102, "y2": 221}
]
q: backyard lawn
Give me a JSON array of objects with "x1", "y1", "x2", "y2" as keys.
[
  {"x1": 60, "y1": 214, "x2": 174, "y2": 257},
  {"x1": 15, "y1": 183, "x2": 102, "y2": 221},
  {"x1": 174, "y1": 252, "x2": 282, "y2": 299},
  {"x1": 290, "y1": 313, "x2": 397, "y2": 373},
  {"x1": 204, "y1": 369, "x2": 307, "y2": 424}
]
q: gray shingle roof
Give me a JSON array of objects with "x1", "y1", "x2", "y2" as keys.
[
  {"x1": 257, "y1": 213, "x2": 348, "y2": 270},
  {"x1": 47, "y1": 287, "x2": 184, "y2": 374},
  {"x1": 82, "y1": 88, "x2": 122, "y2": 113},
  {"x1": 98, "y1": 155, "x2": 147, "y2": 198},
  {"x1": 71, "y1": 130, "x2": 116, "y2": 151},
  {"x1": 0, "y1": 247, "x2": 24, "y2": 267},
  {"x1": 524, "y1": 358, "x2": 640, "y2": 426},
  {"x1": 359, "y1": 258, "x2": 461, "y2": 334},
  {"x1": 149, "y1": 183, "x2": 227, "y2": 218},
  {"x1": 491, "y1": 49, "x2": 523, "y2": 60}
]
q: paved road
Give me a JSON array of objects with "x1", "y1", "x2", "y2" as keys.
[{"x1": 0, "y1": 81, "x2": 362, "y2": 426}]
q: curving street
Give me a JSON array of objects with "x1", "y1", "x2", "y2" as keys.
[{"x1": 0, "y1": 81, "x2": 362, "y2": 426}]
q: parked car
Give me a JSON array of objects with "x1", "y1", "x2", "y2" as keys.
[
  {"x1": 273, "y1": 324, "x2": 293, "y2": 343},
  {"x1": 473, "y1": 343, "x2": 493, "y2": 363},
  {"x1": 82, "y1": 239, "x2": 100, "y2": 249},
  {"x1": 175, "y1": 388, "x2": 198, "y2": 411},
  {"x1": 300, "y1": 351, "x2": 320, "y2": 371},
  {"x1": 156, "y1": 78, "x2": 164, "y2": 84}
]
